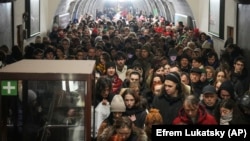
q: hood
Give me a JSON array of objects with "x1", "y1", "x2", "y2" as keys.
[{"x1": 177, "y1": 105, "x2": 208, "y2": 124}]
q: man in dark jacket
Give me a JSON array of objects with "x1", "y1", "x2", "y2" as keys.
[
  {"x1": 231, "y1": 56, "x2": 249, "y2": 97},
  {"x1": 200, "y1": 85, "x2": 221, "y2": 122},
  {"x1": 190, "y1": 67, "x2": 208, "y2": 99},
  {"x1": 152, "y1": 72, "x2": 185, "y2": 124}
]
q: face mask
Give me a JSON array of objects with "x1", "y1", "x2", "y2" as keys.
[
  {"x1": 170, "y1": 56, "x2": 177, "y2": 61},
  {"x1": 128, "y1": 54, "x2": 133, "y2": 59}
]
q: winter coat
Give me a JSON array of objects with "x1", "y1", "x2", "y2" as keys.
[
  {"x1": 152, "y1": 92, "x2": 184, "y2": 124},
  {"x1": 172, "y1": 105, "x2": 218, "y2": 125},
  {"x1": 97, "y1": 125, "x2": 148, "y2": 141},
  {"x1": 124, "y1": 107, "x2": 147, "y2": 129},
  {"x1": 108, "y1": 74, "x2": 123, "y2": 94}
]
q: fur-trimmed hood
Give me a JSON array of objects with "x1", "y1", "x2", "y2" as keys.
[{"x1": 97, "y1": 126, "x2": 148, "y2": 141}]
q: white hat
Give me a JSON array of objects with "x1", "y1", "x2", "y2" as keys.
[{"x1": 110, "y1": 95, "x2": 126, "y2": 112}]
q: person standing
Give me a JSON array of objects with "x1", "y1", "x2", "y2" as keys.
[
  {"x1": 152, "y1": 72, "x2": 186, "y2": 124},
  {"x1": 97, "y1": 116, "x2": 147, "y2": 141},
  {"x1": 114, "y1": 51, "x2": 128, "y2": 82},
  {"x1": 200, "y1": 85, "x2": 221, "y2": 122},
  {"x1": 173, "y1": 95, "x2": 218, "y2": 125},
  {"x1": 122, "y1": 88, "x2": 147, "y2": 129},
  {"x1": 97, "y1": 95, "x2": 126, "y2": 137}
]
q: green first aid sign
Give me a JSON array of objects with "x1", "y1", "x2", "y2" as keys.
[{"x1": 1, "y1": 81, "x2": 17, "y2": 96}]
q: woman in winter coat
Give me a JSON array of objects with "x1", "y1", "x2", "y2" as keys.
[{"x1": 97, "y1": 116, "x2": 147, "y2": 141}]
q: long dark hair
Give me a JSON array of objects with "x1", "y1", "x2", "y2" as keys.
[{"x1": 94, "y1": 76, "x2": 112, "y2": 106}]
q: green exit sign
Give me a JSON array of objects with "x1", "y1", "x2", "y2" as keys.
[{"x1": 1, "y1": 80, "x2": 17, "y2": 96}]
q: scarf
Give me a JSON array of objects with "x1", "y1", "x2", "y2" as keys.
[
  {"x1": 96, "y1": 63, "x2": 106, "y2": 75},
  {"x1": 220, "y1": 112, "x2": 233, "y2": 125}
]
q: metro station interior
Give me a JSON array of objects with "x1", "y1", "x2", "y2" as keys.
[{"x1": 1, "y1": 0, "x2": 250, "y2": 141}]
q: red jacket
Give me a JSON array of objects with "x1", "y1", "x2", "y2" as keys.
[
  {"x1": 172, "y1": 105, "x2": 218, "y2": 125},
  {"x1": 110, "y1": 74, "x2": 123, "y2": 94}
]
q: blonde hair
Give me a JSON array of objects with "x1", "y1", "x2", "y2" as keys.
[{"x1": 126, "y1": 69, "x2": 134, "y2": 79}]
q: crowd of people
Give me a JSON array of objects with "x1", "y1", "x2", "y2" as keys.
[{"x1": 1, "y1": 12, "x2": 250, "y2": 141}]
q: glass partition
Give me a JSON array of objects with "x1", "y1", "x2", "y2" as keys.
[
  {"x1": 0, "y1": 60, "x2": 95, "y2": 141},
  {"x1": 5, "y1": 80, "x2": 87, "y2": 141}
]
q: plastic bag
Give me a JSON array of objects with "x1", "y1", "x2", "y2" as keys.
[{"x1": 94, "y1": 102, "x2": 110, "y2": 135}]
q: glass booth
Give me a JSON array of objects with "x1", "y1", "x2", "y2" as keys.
[{"x1": 0, "y1": 60, "x2": 95, "y2": 141}]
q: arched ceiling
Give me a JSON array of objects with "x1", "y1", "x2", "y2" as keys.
[{"x1": 55, "y1": 0, "x2": 194, "y2": 25}]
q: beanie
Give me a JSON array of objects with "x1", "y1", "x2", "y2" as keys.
[
  {"x1": 165, "y1": 72, "x2": 180, "y2": 84},
  {"x1": 218, "y1": 80, "x2": 235, "y2": 99},
  {"x1": 95, "y1": 36, "x2": 102, "y2": 44},
  {"x1": 110, "y1": 95, "x2": 126, "y2": 112},
  {"x1": 92, "y1": 28, "x2": 98, "y2": 35},
  {"x1": 168, "y1": 48, "x2": 177, "y2": 56}
]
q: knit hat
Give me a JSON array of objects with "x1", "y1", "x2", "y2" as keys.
[
  {"x1": 126, "y1": 47, "x2": 135, "y2": 54},
  {"x1": 95, "y1": 36, "x2": 102, "y2": 44},
  {"x1": 92, "y1": 28, "x2": 98, "y2": 35},
  {"x1": 165, "y1": 72, "x2": 181, "y2": 84},
  {"x1": 218, "y1": 80, "x2": 235, "y2": 99},
  {"x1": 106, "y1": 61, "x2": 116, "y2": 69},
  {"x1": 110, "y1": 95, "x2": 126, "y2": 112},
  {"x1": 168, "y1": 48, "x2": 177, "y2": 56}
]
